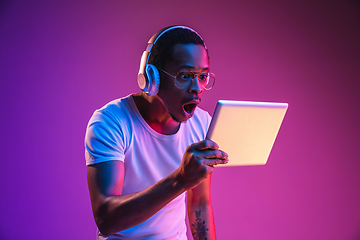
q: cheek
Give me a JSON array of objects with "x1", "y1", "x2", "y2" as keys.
[
  {"x1": 158, "y1": 77, "x2": 182, "y2": 98},
  {"x1": 158, "y1": 87, "x2": 184, "y2": 109},
  {"x1": 158, "y1": 79, "x2": 174, "y2": 101},
  {"x1": 158, "y1": 74, "x2": 174, "y2": 93},
  {"x1": 158, "y1": 78, "x2": 170, "y2": 93}
]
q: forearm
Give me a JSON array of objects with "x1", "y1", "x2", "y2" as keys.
[
  {"x1": 93, "y1": 171, "x2": 186, "y2": 236},
  {"x1": 187, "y1": 178, "x2": 216, "y2": 240},
  {"x1": 188, "y1": 199, "x2": 216, "y2": 240}
]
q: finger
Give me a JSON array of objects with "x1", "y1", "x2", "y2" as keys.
[
  {"x1": 203, "y1": 158, "x2": 229, "y2": 167},
  {"x1": 194, "y1": 139, "x2": 219, "y2": 151},
  {"x1": 201, "y1": 149, "x2": 228, "y2": 160}
]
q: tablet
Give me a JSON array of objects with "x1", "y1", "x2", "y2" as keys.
[{"x1": 206, "y1": 100, "x2": 288, "y2": 166}]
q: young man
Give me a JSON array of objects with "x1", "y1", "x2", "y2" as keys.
[{"x1": 85, "y1": 26, "x2": 229, "y2": 240}]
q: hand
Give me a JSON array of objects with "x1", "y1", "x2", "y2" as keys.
[{"x1": 176, "y1": 139, "x2": 229, "y2": 190}]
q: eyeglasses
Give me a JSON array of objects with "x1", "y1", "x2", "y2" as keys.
[{"x1": 157, "y1": 67, "x2": 216, "y2": 90}]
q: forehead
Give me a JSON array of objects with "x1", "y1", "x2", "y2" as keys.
[{"x1": 166, "y1": 44, "x2": 209, "y2": 71}]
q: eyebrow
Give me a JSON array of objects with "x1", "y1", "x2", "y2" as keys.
[{"x1": 177, "y1": 65, "x2": 209, "y2": 71}]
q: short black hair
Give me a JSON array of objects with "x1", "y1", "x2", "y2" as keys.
[{"x1": 148, "y1": 27, "x2": 208, "y2": 69}]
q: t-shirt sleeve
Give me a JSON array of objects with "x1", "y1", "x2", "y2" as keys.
[{"x1": 84, "y1": 110, "x2": 126, "y2": 165}]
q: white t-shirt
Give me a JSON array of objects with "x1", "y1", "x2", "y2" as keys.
[{"x1": 85, "y1": 95, "x2": 211, "y2": 240}]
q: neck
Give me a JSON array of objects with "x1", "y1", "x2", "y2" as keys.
[{"x1": 132, "y1": 92, "x2": 180, "y2": 135}]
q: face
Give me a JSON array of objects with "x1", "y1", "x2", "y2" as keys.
[{"x1": 157, "y1": 44, "x2": 209, "y2": 122}]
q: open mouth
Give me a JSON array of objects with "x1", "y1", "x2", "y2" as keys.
[{"x1": 183, "y1": 103, "x2": 197, "y2": 115}]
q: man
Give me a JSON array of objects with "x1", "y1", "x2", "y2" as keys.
[{"x1": 85, "y1": 26, "x2": 228, "y2": 240}]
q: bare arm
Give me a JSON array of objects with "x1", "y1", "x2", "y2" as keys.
[
  {"x1": 87, "y1": 161, "x2": 186, "y2": 236},
  {"x1": 87, "y1": 139, "x2": 228, "y2": 237},
  {"x1": 188, "y1": 176, "x2": 216, "y2": 240}
]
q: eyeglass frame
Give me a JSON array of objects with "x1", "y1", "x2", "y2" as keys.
[{"x1": 156, "y1": 67, "x2": 216, "y2": 90}]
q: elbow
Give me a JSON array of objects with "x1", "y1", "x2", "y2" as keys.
[
  {"x1": 95, "y1": 217, "x2": 111, "y2": 237},
  {"x1": 96, "y1": 219, "x2": 131, "y2": 237},
  {"x1": 93, "y1": 199, "x2": 137, "y2": 235},
  {"x1": 95, "y1": 217, "x2": 118, "y2": 237},
  {"x1": 94, "y1": 209, "x2": 128, "y2": 237},
  {"x1": 94, "y1": 205, "x2": 117, "y2": 237}
]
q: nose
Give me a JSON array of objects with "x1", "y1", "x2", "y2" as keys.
[{"x1": 188, "y1": 75, "x2": 204, "y2": 93}]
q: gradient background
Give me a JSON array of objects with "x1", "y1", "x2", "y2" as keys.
[{"x1": 1, "y1": 0, "x2": 360, "y2": 239}]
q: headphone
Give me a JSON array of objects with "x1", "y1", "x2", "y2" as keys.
[{"x1": 137, "y1": 26, "x2": 206, "y2": 96}]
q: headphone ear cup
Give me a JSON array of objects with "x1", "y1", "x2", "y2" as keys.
[{"x1": 145, "y1": 64, "x2": 160, "y2": 96}]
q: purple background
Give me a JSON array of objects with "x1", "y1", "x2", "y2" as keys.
[{"x1": 1, "y1": 0, "x2": 359, "y2": 239}]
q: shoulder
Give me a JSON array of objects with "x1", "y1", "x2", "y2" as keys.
[
  {"x1": 88, "y1": 95, "x2": 134, "y2": 127},
  {"x1": 84, "y1": 95, "x2": 135, "y2": 165},
  {"x1": 86, "y1": 95, "x2": 137, "y2": 146},
  {"x1": 97, "y1": 95, "x2": 132, "y2": 118}
]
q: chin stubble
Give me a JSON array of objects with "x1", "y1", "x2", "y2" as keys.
[
  {"x1": 169, "y1": 112, "x2": 181, "y2": 123},
  {"x1": 169, "y1": 112, "x2": 188, "y2": 124}
]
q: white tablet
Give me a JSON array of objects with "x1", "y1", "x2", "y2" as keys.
[{"x1": 206, "y1": 100, "x2": 288, "y2": 166}]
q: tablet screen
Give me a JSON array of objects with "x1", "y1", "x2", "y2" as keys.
[{"x1": 206, "y1": 100, "x2": 288, "y2": 166}]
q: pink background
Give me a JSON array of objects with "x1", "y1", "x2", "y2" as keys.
[{"x1": 1, "y1": 0, "x2": 359, "y2": 239}]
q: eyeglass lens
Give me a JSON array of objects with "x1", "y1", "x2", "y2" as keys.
[{"x1": 175, "y1": 72, "x2": 215, "y2": 90}]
